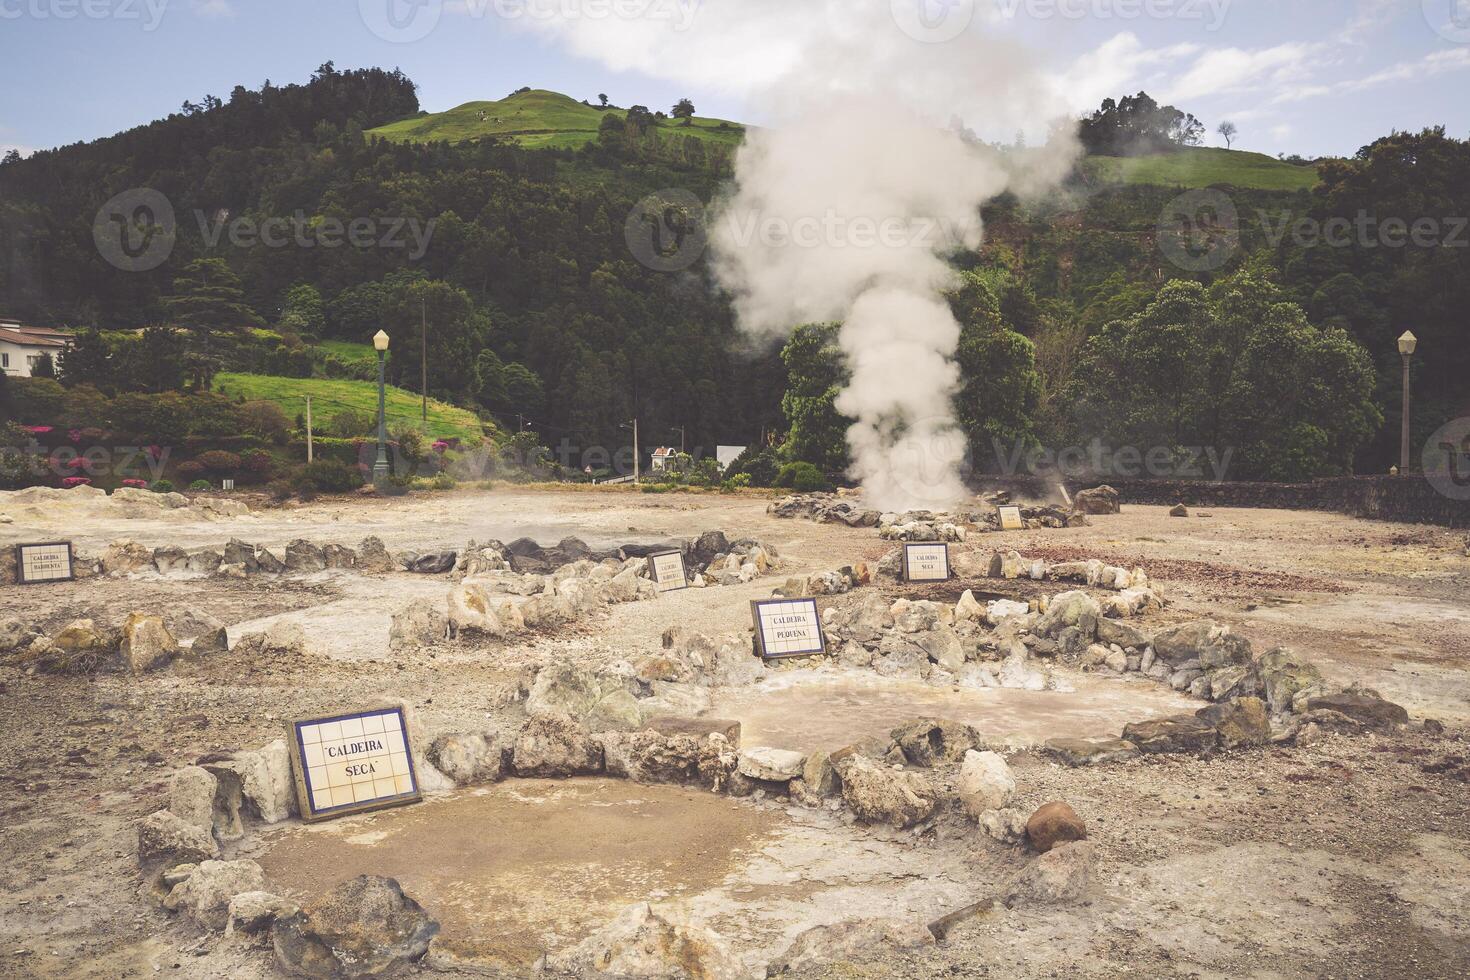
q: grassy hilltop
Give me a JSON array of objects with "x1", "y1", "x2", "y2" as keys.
[
  {"x1": 1082, "y1": 146, "x2": 1319, "y2": 191},
  {"x1": 368, "y1": 88, "x2": 747, "y2": 150}
]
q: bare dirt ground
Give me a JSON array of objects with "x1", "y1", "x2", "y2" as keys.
[{"x1": 1, "y1": 487, "x2": 1467, "y2": 979}]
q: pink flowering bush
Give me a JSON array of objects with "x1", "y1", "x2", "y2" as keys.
[
  {"x1": 121, "y1": 478, "x2": 148, "y2": 489},
  {"x1": 61, "y1": 477, "x2": 92, "y2": 489},
  {"x1": 432, "y1": 440, "x2": 450, "y2": 454}
]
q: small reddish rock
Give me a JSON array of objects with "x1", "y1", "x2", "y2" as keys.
[{"x1": 1026, "y1": 801, "x2": 1087, "y2": 853}]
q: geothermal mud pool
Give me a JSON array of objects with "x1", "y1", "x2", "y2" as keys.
[{"x1": 703, "y1": 668, "x2": 1199, "y2": 752}]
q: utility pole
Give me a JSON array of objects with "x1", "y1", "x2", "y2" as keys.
[
  {"x1": 633, "y1": 417, "x2": 640, "y2": 483},
  {"x1": 305, "y1": 395, "x2": 314, "y2": 464},
  {"x1": 420, "y1": 297, "x2": 428, "y2": 423},
  {"x1": 673, "y1": 426, "x2": 686, "y2": 455}
]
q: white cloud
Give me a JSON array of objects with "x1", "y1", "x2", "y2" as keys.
[
  {"x1": 1048, "y1": 33, "x2": 1201, "y2": 115},
  {"x1": 1166, "y1": 42, "x2": 1322, "y2": 102}
]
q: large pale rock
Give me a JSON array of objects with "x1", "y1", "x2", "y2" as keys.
[
  {"x1": 1122, "y1": 715, "x2": 1219, "y2": 755},
  {"x1": 1196, "y1": 697, "x2": 1270, "y2": 748},
  {"x1": 544, "y1": 903, "x2": 743, "y2": 980},
  {"x1": 890, "y1": 719, "x2": 981, "y2": 767},
  {"x1": 986, "y1": 599, "x2": 1031, "y2": 626},
  {"x1": 520, "y1": 593, "x2": 576, "y2": 630},
  {"x1": 954, "y1": 590, "x2": 985, "y2": 623},
  {"x1": 526, "y1": 664, "x2": 644, "y2": 732},
  {"x1": 1073, "y1": 485, "x2": 1119, "y2": 514},
  {"x1": 0, "y1": 617, "x2": 34, "y2": 653},
  {"x1": 272, "y1": 875, "x2": 438, "y2": 978},
  {"x1": 510, "y1": 715, "x2": 604, "y2": 777},
  {"x1": 1096, "y1": 618, "x2": 1150, "y2": 649},
  {"x1": 1258, "y1": 647, "x2": 1326, "y2": 714},
  {"x1": 769, "y1": 917, "x2": 935, "y2": 974},
  {"x1": 389, "y1": 599, "x2": 448, "y2": 650},
  {"x1": 1035, "y1": 591, "x2": 1100, "y2": 639},
  {"x1": 137, "y1": 809, "x2": 219, "y2": 874},
  {"x1": 284, "y1": 540, "x2": 326, "y2": 573},
  {"x1": 957, "y1": 750, "x2": 1015, "y2": 817},
  {"x1": 446, "y1": 583, "x2": 502, "y2": 636},
  {"x1": 120, "y1": 612, "x2": 177, "y2": 673},
  {"x1": 426, "y1": 732, "x2": 505, "y2": 786},
  {"x1": 169, "y1": 766, "x2": 218, "y2": 833},
  {"x1": 1305, "y1": 691, "x2": 1408, "y2": 730},
  {"x1": 152, "y1": 545, "x2": 190, "y2": 574},
  {"x1": 356, "y1": 536, "x2": 397, "y2": 574},
  {"x1": 1004, "y1": 841, "x2": 1095, "y2": 907},
  {"x1": 102, "y1": 539, "x2": 154, "y2": 575},
  {"x1": 226, "y1": 891, "x2": 299, "y2": 941},
  {"x1": 1025, "y1": 801, "x2": 1086, "y2": 853},
  {"x1": 890, "y1": 599, "x2": 950, "y2": 634},
  {"x1": 164, "y1": 858, "x2": 268, "y2": 931},
  {"x1": 835, "y1": 756, "x2": 940, "y2": 828},
  {"x1": 1151, "y1": 620, "x2": 1253, "y2": 669},
  {"x1": 737, "y1": 746, "x2": 806, "y2": 782},
  {"x1": 225, "y1": 740, "x2": 296, "y2": 824},
  {"x1": 1042, "y1": 737, "x2": 1137, "y2": 767},
  {"x1": 599, "y1": 729, "x2": 738, "y2": 789}
]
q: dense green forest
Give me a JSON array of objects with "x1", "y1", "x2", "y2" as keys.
[{"x1": 1, "y1": 66, "x2": 1465, "y2": 483}]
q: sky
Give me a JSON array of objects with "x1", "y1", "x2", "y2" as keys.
[{"x1": 2, "y1": 0, "x2": 1468, "y2": 159}]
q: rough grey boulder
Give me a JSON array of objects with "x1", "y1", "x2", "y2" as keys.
[
  {"x1": 1305, "y1": 691, "x2": 1408, "y2": 730},
  {"x1": 1072, "y1": 485, "x2": 1120, "y2": 514},
  {"x1": 284, "y1": 540, "x2": 326, "y2": 572},
  {"x1": 356, "y1": 536, "x2": 397, "y2": 574},
  {"x1": 1004, "y1": 841, "x2": 1096, "y2": 907},
  {"x1": 164, "y1": 858, "x2": 268, "y2": 931},
  {"x1": 525, "y1": 664, "x2": 644, "y2": 732},
  {"x1": 1258, "y1": 647, "x2": 1326, "y2": 714},
  {"x1": 543, "y1": 902, "x2": 742, "y2": 980},
  {"x1": 226, "y1": 891, "x2": 299, "y2": 941},
  {"x1": 272, "y1": 875, "x2": 438, "y2": 978},
  {"x1": 1035, "y1": 591, "x2": 1101, "y2": 640},
  {"x1": 426, "y1": 732, "x2": 505, "y2": 786},
  {"x1": 835, "y1": 756, "x2": 940, "y2": 828},
  {"x1": 510, "y1": 715, "x2": 604, "y2": 777},
  {"x1": 137, "y1": 809, "x2": 219, "y2": 875},
  {"x1": 1042, "y1": 737, "x2": 1137, "y2": 767},
  {"x1": 1151, "y1": 620, "x2": 1253, "y2": 669},
  {"x1": 1196, "y1": 697, "x2": 1271, "y2": 748},
  {"x1": 120, "y1": 612, "x2": 177, "y2": 674},
  {"x1": 1122, "y1": 714, "x2": 1220, "y2": 755},
  {"x1": 769, "y1": 917, "x2": 935, "y2": 974},
  {"x1": 956, "y1": 750, "x2": 1015, "y2": 816},
  {"x1": 890, "y1": 719, "x2": 981, "y2": 768},
  {"x1": 599, "y1": 729, "x2": 738, "y2": 789}
]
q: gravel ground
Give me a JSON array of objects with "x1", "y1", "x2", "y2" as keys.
[{"x1": 0, "y1": 486, "x2": 1467, "y2": 978}]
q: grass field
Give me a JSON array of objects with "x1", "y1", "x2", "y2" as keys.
[
  {"x1": 317, "y1": 340, "x2": 377, "y2": 366},
  {"x1": 368, "y1": 89, "x2": 747, "y2": 150},
  {"x1": 1082, "y1": 147, "x2": 1320, "y2": 191},
  {"x1": 215, "y1": 373, "x2": 487, "y2": 443}
]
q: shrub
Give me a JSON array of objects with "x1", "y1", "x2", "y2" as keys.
[
  {"x1": 721, "y1": 473, "x2": 752, "y2": 491},
  {"x1": 775, "y1": 461, "x2": 832, "y2": 493},
  {"x1": 187, "y1": 393, "x2": 247, "y2": 438},
  {"x1": 327, "y1": 408, "x2": 374, "y2": 439},
  {"x1": 152, "y1": 480, "x2": 176, "y2": 493},
  {"x1": 297, "y1": 458, "x2": 362, "y2": 494},
  {"x1": 195, "y1": 450, "x2": 243, "y2": 476},
  {"x1": 238, "y1": 400, "x2": 291, "y2": 443},
  {"x1": 120, "y1": 478, "x2": 148, "y2": 490},
  {"x1": 431, "y1": 471, "x2": 456, "y2": 491},
  {"x1": 9, "y1": 377, "x2": 66, "y2": 426},
  {"x1": 725, "y1": 446, "x2": 781, "y2": 487},
  {"x1": 111, "y1": 391, "x2": 191, "y2": 444},
  {"x1": 240, "y1": 449, "x2": 276, "y2": 481},
  {"x1": 175, "y1": 461, "x2": 205, "y2": 482},
  {"x1": 59, "y1": 385, "x2": 110, "y2": 430},
  {"x1": 61, "y1": 476, "x2": 92, "y2": 489},
  {"x1": 188, "y1": 479, "x2": 211, "y2": 491}
]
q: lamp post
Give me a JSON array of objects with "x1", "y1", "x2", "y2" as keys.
[
  {"x1": 373, "y1": 330, "x2": 391, "y2": 488},
  {"x1": 1398, "y1": 331, "x2": 1417, "y2": 474}
]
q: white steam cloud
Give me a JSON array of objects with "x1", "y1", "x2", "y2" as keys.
[{"x1": 506, "y1": 0, "x2": 1079, "y2": 510}]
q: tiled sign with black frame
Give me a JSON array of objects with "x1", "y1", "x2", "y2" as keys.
[
  {"x1": 902, "y1": 542, "x2": 951, "y2": 582},
  {"x1": 998, "y1": 506, "x2": 1024, "y2": 531},
  {"x1": 751, "y1": 598, "x2": 826, "y2": 659},
  {"x1": 15, "y1": 542, "x2": 75, "y2": 584},
  {"x1": 647, "y1": 549, "x2": 689, "y2": 592},
  {"x1": 288, "y1": 706, "x2": 421, "y2": 823}
]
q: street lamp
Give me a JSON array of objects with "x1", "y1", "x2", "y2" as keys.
[
  {"x1": 373, "y1": 330, "x2": 391, "y2": 488},
  {"x1": 1398, "y1": 331, "x2": 1417, "y2": 474}
]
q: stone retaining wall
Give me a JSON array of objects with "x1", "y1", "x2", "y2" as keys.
[{"x1": 969, "y1": 474, "x2": 1470, "y2": 527}]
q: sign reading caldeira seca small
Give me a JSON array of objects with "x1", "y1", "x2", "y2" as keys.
[
  {"x1": 902, "y1": 542, "x2": 951, "y2": 582},
  {"x1": 15, "y1": 542, "x2": 75, "y2": 584},
  {"x1": 751, "y1": 598, "x2": 826, "y2": 659},
  {"x1": 288, "y1": 706, "x2": 421, "y2": 823},
  {"x1": 647, "y1": 550, "x2": 689, "y2": 592}
]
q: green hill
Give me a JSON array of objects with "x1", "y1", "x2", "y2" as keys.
[
  {"x1": 368, "y1": 88, "x2": 747, "y2": 150},
  {"x1": 1082, "y1": 147, "x2": 1320, "y2": 191},
  {"x1": 215, "y1": 373, "x2": 488, "y2": 444}
]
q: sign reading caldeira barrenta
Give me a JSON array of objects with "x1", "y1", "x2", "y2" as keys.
[
  {"x1": 15, "y1": 542, "x2": 75, "y2": 584},
  {"x1": 288, "y1": 706, "x2": 421, "y2": 823}
]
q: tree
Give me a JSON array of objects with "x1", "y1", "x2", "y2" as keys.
[
  {"x1": 947, "y1": 272, "x2": 1042, "y2": 461},
  {"x1": 31, "y1": 352, "x2": 55, "y2": 379},
  {"x1": 780, "y1": 323, "x2": 851, "y2": 472},
  {"x1": 1217, "y1": 121, "x2": 1238, "y2": 149},
  {"x1": 163, "y1": 258, "x2": 256, "y2": 353},
  {"x1": 280, "y1": 283, "x2": 326, "y2": 336},
  {"x1": 56, "y1": 329, "x2": 113, "y2": 389},
  {"x1": 598, "y1": 93, "x2": 609, "y2": 108},
  {"x1": 672, "y1": 99, "x2": 696, "y2": 127},
  {"x1": 1078, "y1": 92, "x2": 1204, "y2": 155}
]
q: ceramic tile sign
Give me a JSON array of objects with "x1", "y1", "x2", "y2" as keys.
[
  {"x1": 288, "y1": 706, "x2": 421, "y2": 823},
  {"x1": 751, "y1": 598, "x2": 826, "y2": 660},
  {"x1": 902, "y1": 542, "x2": 951, "y2": 582},
  {"x1": 998, "y1": 506, "x2": 1024, "y2": 531},
  {"x1": 15, "y1": 542, "x2": 75, "y2": 584},
  {"x1": 647, "y1": 549, "x2": 689, "y2": 592}
]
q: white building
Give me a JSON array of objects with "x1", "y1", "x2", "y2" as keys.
[{"x1": 0, "y1": 319, "x2": 69, "y2": 377}]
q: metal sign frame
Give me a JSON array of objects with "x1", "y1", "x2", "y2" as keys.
[
  {"x1": 901, "y1": 542, "x2": 951, "y2": 582},
  {"x1": 15, "y1": 542, "x2": 75, "y2": 585},
  {"x1": 750, "y1": 598, "x2": 827, "y2": 660},
  {"x1": 646, "y1": 549, "x2": 690, "y2": 592},
  {"x1": 287, "y1": 705, "x2": 422, "y2": 823}
]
